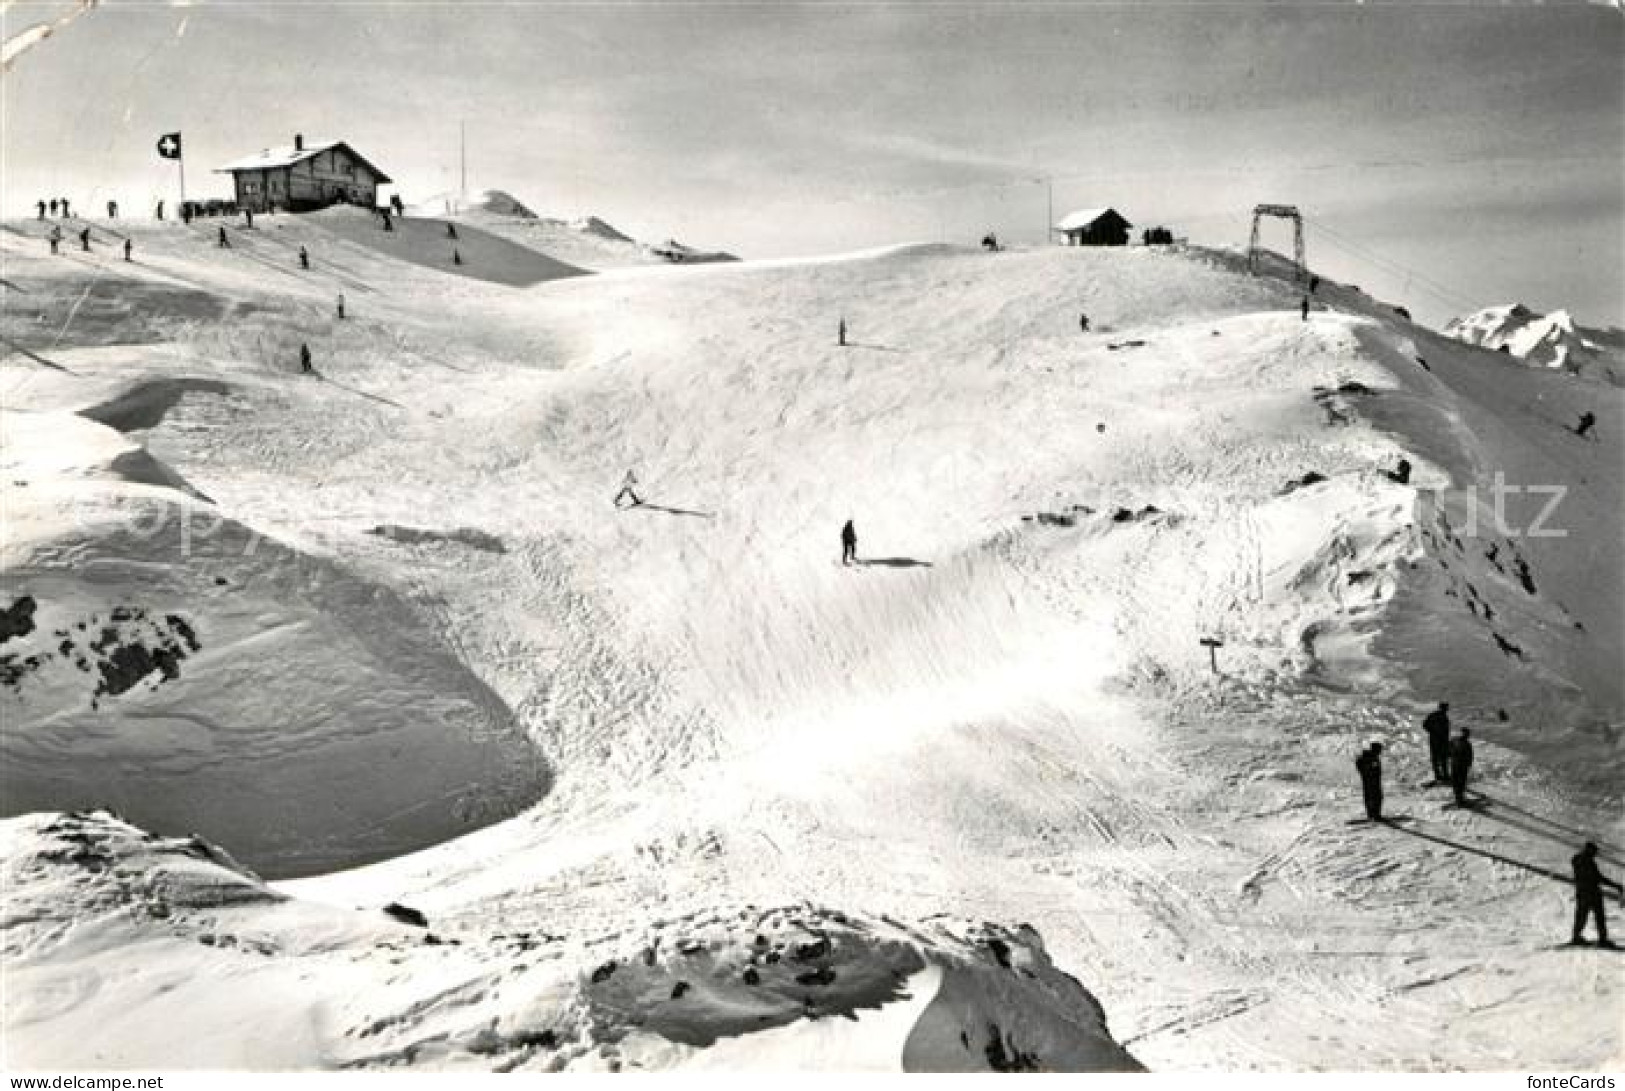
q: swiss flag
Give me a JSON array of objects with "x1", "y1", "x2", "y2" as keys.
[{"x1": 156, "y1": 132, "x2": 182, "y2": 160}]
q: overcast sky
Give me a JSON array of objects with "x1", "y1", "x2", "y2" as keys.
[{"x1": 3, "y1": 1, "x2": 1621, "y2": 326}]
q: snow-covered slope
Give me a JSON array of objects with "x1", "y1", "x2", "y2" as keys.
[
  {"x1": 2, "y1": 219, "x2": 1621, "y2": 1070},
  {"x1": 1444, "y1": 303, "x2": 1622, "y2": 386}
]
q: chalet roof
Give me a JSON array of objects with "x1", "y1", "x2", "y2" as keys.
[
  {"x1": 214, "y1": 141, "x2": 393, "y2": 183},
  {"x1": 1054, "y1": 207, "x2": 1131, "y2": 232}
]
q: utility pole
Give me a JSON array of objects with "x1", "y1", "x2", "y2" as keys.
[{"x1": 1046, "y1": 176, "x2": 1053, "y2": 246}]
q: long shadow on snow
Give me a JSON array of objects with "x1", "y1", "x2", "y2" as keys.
[
  {"x1": 1388, "y1": 818, "x2": 1576, "y2": 887},
  {"x1": 1471, "y1": 792, "x2": 1625, "y2": 863},
  {"x1": 631, "y1": 501, "x2": 715, "y2": 519},
  {"x1": 859, "y1": 557, "x2": 934, "y2": 569}
]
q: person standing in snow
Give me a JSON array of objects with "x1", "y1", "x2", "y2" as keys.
[
  {"x1": 1572, "y1": 842, "x2": 1622, "y2": 947},
  {"x1": 155, "y1": 200, "x2": 165, "y2": 221},
  {"x1": 336, "y1": 293, "x2": 346, "y2": 320},
  {"x1": 123, "y1": 238, "x2": 132, "y2": 262},
  {"x1": 1300, "y1": 297, "x2": 1310, "y2": 322},
  {"x1": 60, "y1": 198, "x2": 71, "y2": 217},
  {"x1": 1079, "y1": 313, "x2": 1090, "y2": 333},
  {"x1": 49, "y1": 199, "x2": 59, "y2": 217},
  {"x1": 452, "y1": 248, "x2": 463, "y2": 266},
  {"x1": 244, "y1": 208, "x2": 254, "y2": 229},
  {"x1": 299, "y1": 343, "x2": 313, "y2": 375},
  {"x1": 614, "y1": 470, "x2": 642, "y2": 508},
  {"x1": 1423, "y1": 702, "x2": 1451, "y2": 784},
  {"x1": 841, "y1": 520, "x2": 858, "y2": 566},
  {"x1": 1448, "y1": 727, "x2": 1474, "y2": 806},
  {"x1": 217, "y1": 226, "x2": 230, "y2": 248},
  {"x1": 446, "y1": 222, "x2": 459, "y2": 240},
  {"x1": 78, "y1": 227, "x2": 91, "y2": 252},
  {"x1": 1574, "y1": 411, "x2": 1596, "y2": 439},
  {"x1": 1355, "y1": 742, "x2": 1384, "y2": 821},
  {"x1": 48, "y1": 225, "x2": 62, "y2": 254},
  {"x1": 35, "y1": 200, "x2": 46, "y2": 220},
  {"x1": 299, "y1": 245, "x2": 310, "y2": 270},
  {"x1": 107, "y1": 200, "x2": 118, "y2": 219},
  {"x1": 838, "y1": 317, "x2": 847, "y2": 347}
]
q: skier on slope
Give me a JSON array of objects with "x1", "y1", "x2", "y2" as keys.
[
  {"x1": 1448, "y1": 727, "x2": 1474, "y2": 806},
  {"x1": 1423, "y1": 701, "x2": 1451, "y2": 784},
  {"x1": 1572, "y1": 842, "x2": 1623, "y2": 947},
  {"x1": 1355, "y1": 742, "x2": 1384, "y2": 822},
  {"x1": 841, "y1": 520, "x2": 858, "y2": 566},
  {"x1": 614, "y1": 470, "x2": 642, "y2": 508}
]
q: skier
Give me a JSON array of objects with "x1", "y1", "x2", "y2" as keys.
[
  {"x1": 1571, "y1": 842, "x2": 1622, "y2": 947},
  {"x1": 1355, "y1": 742, "x2": 1384, "y2": 822},
  {"x1": 49, "y1": 199, "x2": 59, "y2": 217},
  {"x1": 48, "y1": 226, "x2": 62, "y2": 254},
  {"x1": 336, "y1": 292, "x2": 346, "y2": 320},
  {"x1": 841, "y1": 520, "x2": 858, "y2": 566},
  {"x1": 35, "y1": 200, "x2": 45, "y2": 220},
  {"x1": 838, "y1": 317, "x2": 847, "y2": 347},
  {"x1": 155, "y1": 200, "x2": 165, "y2": 221},
  {"x1": 1300, "y1": 297, "x2": 1310, "y2": 322},
  {"x1": 107, "y1": 200, "x2": 118, "y2": 219},
  {"x1": 1574, "y1": 411, "x2": 1596, "y2": 439},
  {"x1": 299, "y1": 245, "x2": 310, "y2": 270},
  {"x1": 78, "y1": 227, "x2": 91, "y2": 252},
  {"x1": 217, "y1": 226, "x2": 230, "y2": 248},
  {"x1": 1079, "y1": 313, "x2": 1090, "y2": 333},
  {"x1": 1448, "y1": 727, "x2": 1474, "y2": 806},
  {"x1": 613, "y1": 470, "x2": 641, "y2": 509},
  {"x1": 123, "y1": 238, "x2": 132, "y2": 262},
  {"x1": 1423, "y1": 702, "x2": 1451, "y2": 784},
  {"x1": 299, "y1": 343, "x2": 313, "y2": 375}
]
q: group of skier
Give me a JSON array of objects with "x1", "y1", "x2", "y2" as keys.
[{"x1": 1357, "y1": 701, "x2": 1620, "y2": 946}]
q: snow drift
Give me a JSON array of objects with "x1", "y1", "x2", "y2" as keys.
[{"x1": 1, "y1": 810, "x2": 1140, "y2": 1072}]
